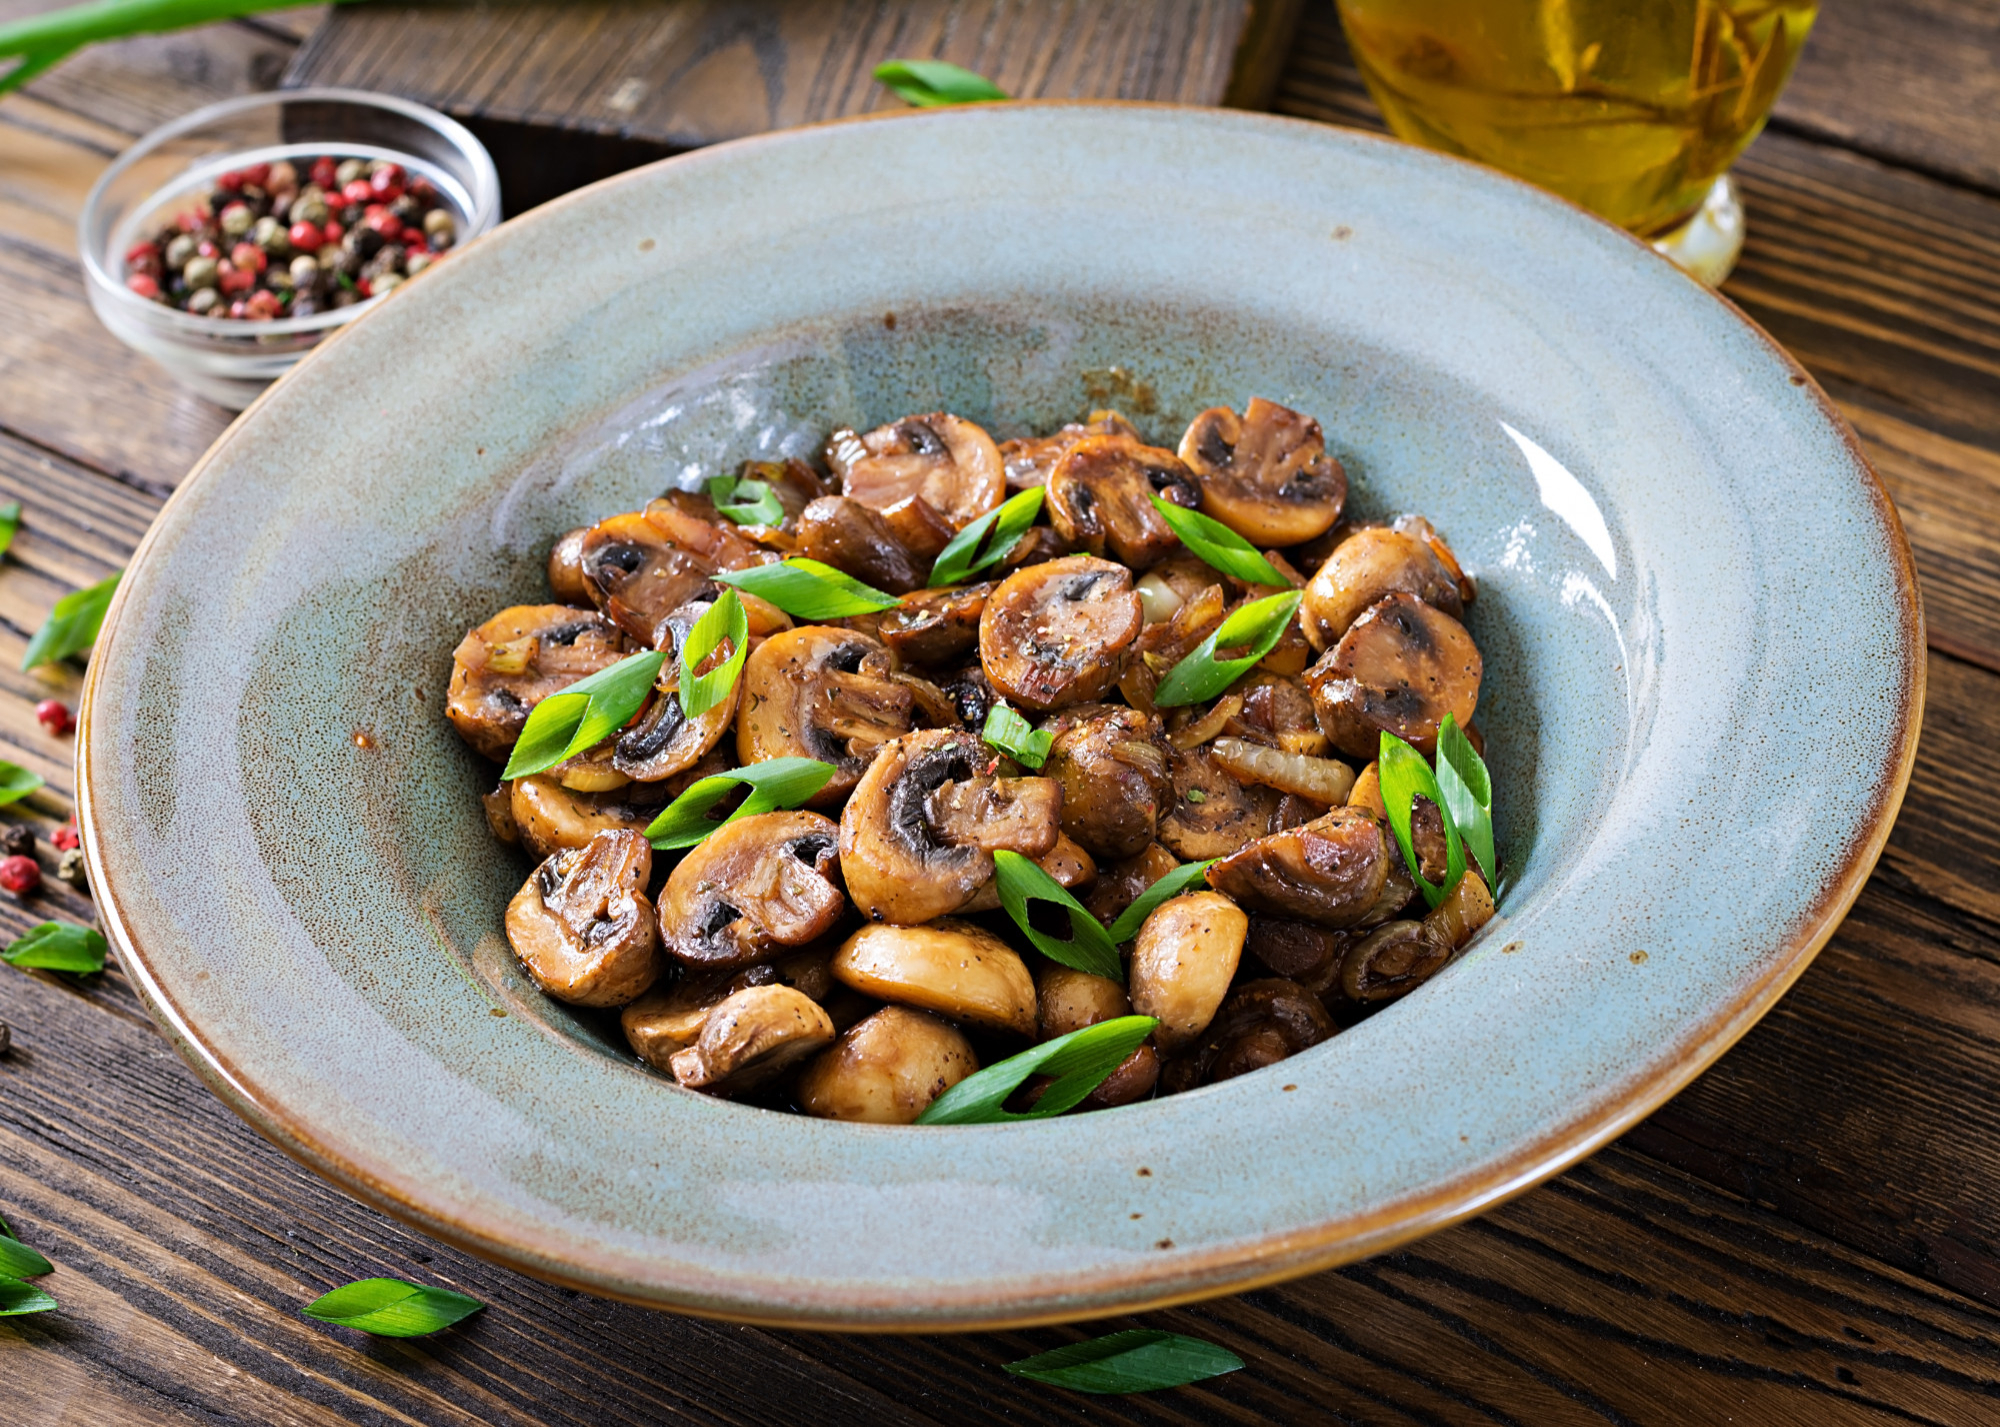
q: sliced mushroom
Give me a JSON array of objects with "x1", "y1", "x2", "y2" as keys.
[
  {"x1": 669, "y1": 984, "x2": 836, "y2": 1093},
  {"x1": 611, "y1": 600, "x2": 740, "y2": 781},
  {"x1": 953, "y1": 833, "x2": 1094, "y2": 913},
  {"x1": 1339, "y1": 919, "x2": 1452, "y2": 1004},
  {"x1": 737, "y1": 626, "x2": 916, "y2": 806},
  {"x1": 626, "y1": 945, "x2": 843, "y2": 1071},
  {"x1": 831, "y1": 919, "x2": 1037, "y2": 1035},
  {"x1": 504, "y1": 829, "x2": 662, "y2": 1007},
  {"x1": 1156, "y1": 746, "x2": 1280, "y2": 861},
  {"x1": 1178, "y1": 398, "x2": 1347, "y2": 546},
  {"x1": 877, "y1": 582, "x2": 993, "y2": 669},
  {"x1": 549, "y1": 740, "x2": 630, "y2": 793},
  {"x1": 1392, "y1": 513, "x2": 1476, "y2": 606},
  {"x1": 1046, "y1": 435, "x2": 1201, "y2": 570},
  {"x1": 879, "y1": 493, "x2": 957, "y2": 563},
  {"x1": 482, "y1": 784, "x2": 519, "y2": 844},
  {"x1": 509, "y1": 773, "x2": 676, "y2": 860},
  {"x1": 578, "y1": 501, "x2": 767, "y2": 648},
  {"x1": 795, "y1": 496, "x2": 927, "y2": 594},
  {"x1": 826, "y1": 413, "x2": 1005, "y2": 530},
  {"x1": 547, "y1": 528, "x2": 591, "y2": 604},
  {"x1": 738, "y1": 457, "x2": 833, "y2": 528},
  {"x1": 1244, "y1": 916, "x2": 1354, "y2": 997},
  {"x1": 995, "y1": 524, "x2": 1072, "y2": 573},
  {"x1": 1300, "y1": 526, "x2": 1462, "y2": 652},
  {"x1": 1229, "y1": 676, "x2": 1331, "y2": 757},
  {"x1": 1206, "y1": 806, "x2": 1389, "y2": 928},
  {"x1": 1347, "y1": 760, "x2": 1386, "y2": 818},
  {"x1": 446, "y1": 605, "x2": 628, "y2": 760},
  {"x1": 998, "y1": 410, "x2": 1139, "y2": 490},
  {"x1": 1083, "y1": 841, "x2": 1181, "y2": 926},
  {"x1": 838, "y1": 728, "x2": 1061, "y2": 924},
  {"x1": 658, "y1": 811, "x2": 845, "y2": 970},
  {"x1": 1128, "y1": 890, "x2": 1247, "y2": 1053},
  {"x1": 1304, "y1": 592, "x2": 1482, "y2": 758},
  {"x1": 1160, "y1": 978, "x2": 1333, "y2": 1092},
  {"x1": 980, "y1": 555, "x2": 1144, "y2": 711},
  {"x1": 938, "y1": 664, "x2": 997, "y2": 731},
  {"x1": 797, "y1": 1006, "x2": 978, "y2": 1123},
  {"x1": 1043, "y1": 705, "x2": 1172, "y2": 860}
]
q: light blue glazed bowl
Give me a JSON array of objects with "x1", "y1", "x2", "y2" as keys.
[{"x1": 78, "y1": 104, "x2": 1922, "y2": 1329}]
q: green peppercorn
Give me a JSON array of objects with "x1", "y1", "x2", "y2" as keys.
[
  {"x1": 372, "y1": 273, "x2": 405, "y2": 296},
  {"x1": 252, "y1": 215, "x2": 292, "y2": 256},
  {"x1": 423, "y1": 208, "x2": 456, "y2": 243},
  {"x1": 219, "y1": 204, "x2": 254, "y2": 238},
  {"x1": 289, "y1": 253, "x2": 320, "y2": 288},
  {"x1": 183, "y1": 255, "x2": 220, "y2": 290},
  {"x1": 186, "y1": 286, "x2": 221, "y2": 316},
  {"x1": 335, "y1": 158, "x2": 367, "y2": 186},
  {"x1": 165, "y1": 233, "x2": 197, "y2": 270},
  {"x1": 405, "y1": 251, "x2": 432, "y2": 277}
]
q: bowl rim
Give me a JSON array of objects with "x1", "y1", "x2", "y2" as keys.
[{"x1": 75, "y1": 99, "x2": 1926, "y2": 1330}]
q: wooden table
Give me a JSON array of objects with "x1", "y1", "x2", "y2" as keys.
[{"x1": 5, "y1": 5, "x2": 2000, "y2": 1423}]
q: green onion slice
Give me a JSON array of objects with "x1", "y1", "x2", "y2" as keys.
[
  {"x1": 929, "y1": 486, "x2": 1045, "y2": 587},
  {"x1": 706, "y1": 473, "x2": 785, "y2": 527},
  {"x1": 644, "y1": 758, "x2": 837, "y2": 850},
  {"x1": 3, "y1": 921, "x2": 106, "y2": 974},
  {"x1": 873, "y1": 58, "x2": 1010, "y2": 107},
  {"x1": 713, "y1": 558, "x2": 900, "y2": 619},
  {"x1": 500, "y1": 649, "x2": 666, "y2": 781},
  {"x1": 0, "y1": 761, "x2": 43, "y2": 807},
  {"x1": 0, "y1": 500, "x2": 18, "y2": 559},
  {"x1": 301, "y1": 1278, "x2": 484, "y2": 1338},
  {"x1": 1377, "y1": 732, "x2": 1466, "y2": 910},
  {"x1": 1004, "y1": 1329, "x2": 1246, "y2": 1394},
  {"x1": 991, "y1": 848, "x2": 1121, "y2": 980},
  {"x1": 676, "y1": 588, "x2": 748, "y2": 720},
  {"x1": 1151, "y1": 589, "x2": 1303, "y2": 708},
  {"x1": 1148, "y1": 496, "x2": 1289, "y2": 588},
  {"x1": 22, "y1": 570, "x2": 120, "y2": 671},
  {"x1": 1104, "y1": 859, "x2": 1217, "y2": 945},
  {"x1": 916, "y1": 1016, "x2": 1157, "y2": 1125},
  {"x1": 980, "y1": 701, "x2": 1051, "y2": 769},
  {"x1": 1434, "y1": 714, "x2": 1495, "y2": 884}
]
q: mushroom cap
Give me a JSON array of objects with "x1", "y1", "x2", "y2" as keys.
[
  {"x1": 668, "y1": 984, "x2": 837, "y2": 1093},
  {"x1": 797, "y1": 1006, "x2": 978, "y2": 1124},
  {"x1": 1157, "y1": 746, "x2": 1280, "y2": 861},
  {"x1": 578, "y1": 501, "x2": 767, "y2": 648},
  {"x1": 508, "y1": 773, "x2": 677, "y2": 861},
  {"x1": 838, "y1": 727, "x2": 1063, "y2": 925},
  {"x1": 1244, "y1": 915, "x2": 1355, "y2": 997},
  {"x1": 1301, "y1": 526, "x2": 1462, "y2": 652},
  {"x1": 1161, "y1": 977, "x2": 1334, "y2": 1091},
  {"x1": 952, "y1": 833, "x2": 1094, "y2": 913},
  {"x1": 876, "y1": 581, "x2": 993, "y2": 669},
  {"x1": 1178, "y1": 398, "x2": 1347, "y2": 547},
  {"x1": 611, "y1": 600, "x2": 742, "y2": 782},
  {"x1": 737, "y1": 626, "x2": 915, "y2": 808},
  {"x1": 794, "y1": 495, "x2": 927, "y2": 594},
  {"x1": 1128, "y1": 890, "x2": 1248, "y2": 1054},
  {"x1": 827, "y1": 412, "x2": 1005, "y2": 530},
  {"x1": 1206, "y1": 805, "x2": 1390, "y2": 928},
  {"x1": 622, "y1": 945, "x2": 842, "y2": 1071},
  {"x1": 998, "y1": 410, "x2": 1140, "y2": 491},
  {"x1": 979, "y1": 555, "x2": 1143, "y2": 712},
  {"x1": 1046, "y1": 434, "x2": 1201, "y2": 570},
  {"x1": 446, "y1": 605, "x2": 628, "y2": 761},
  {"x1": 1304, "y1": 592, "x2": 1482, "y2": 758},
  {"x1": 1339, "y1": 919, "x2": 1453, "y2": 1004},
  {"x1": 1083, "y1": 841, "x2": 1183, "y2": 927},
  {"x1": 504, "y1": 829, "x2": 662, "y2": 1007},
  {"x1": 830, "y1": 918, "x2": 1037, "y2": 1036},
  {"x1": 1035, "y1": 962, "x2": 1133, "y2": 1041},
  {"x1": 1043, "y1": 705, "x2": 1172, "y2": 860},
  {"x1": 658, "y1": 811, "x2": 846, "y2": 970}
]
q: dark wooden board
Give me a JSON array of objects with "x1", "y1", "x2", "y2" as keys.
[{"x1": 284, "y1": 0, "x2": 1304, "y2": 212}]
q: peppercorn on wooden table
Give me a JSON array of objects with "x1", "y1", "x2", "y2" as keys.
[{"x1": 6, "y1": 4, "x2": 2000, "y2": 1424}]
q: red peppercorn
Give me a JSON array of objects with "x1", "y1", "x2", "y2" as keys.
[
  {"x1": 52, "y1": 825, "x2": 80, "y2": 852},
  {"x1": 310, "y1": 156, "x2": 338, "y2": 188},
  {"x1": 215, "y1": 169, "x2": 244, "y2": 192},
  {"x1": 0, "y1": 856, "x2": 39, "y2": 898},
  {"x1": 408, "y1": 176, "x2": 437, "y2": 202},
  {"x1": 370, "y1": 162, "x2": 405, "y2": 191},
  {"x1": 126, "y1": 273, "x2": 160, "y2": 299},
  {"x1": 245, "y1": 290, "x2": 283, "y2": 320},
  {"x1": 341, "y1": 179, "x2": 374, "y2": 207},
  {"x1": 196, "y1": 238, "x2": 219, "y2": 258},
  {"x1": 356, "y1": 277, "x2": 374, "y2": 298},
  {"x1": 34, "y1": 699, "x2": 72, "y2": 735},
  {"x1": 366, "y1": 212, "x2": 403, "y2": 242},
  {"x1": 217, "y1": 261, "x2": 256, "y2": 295},
  {"x1": 230, "y1": 241, "x2": 267, "y2": 274},
  {"x1": 124, "y1": 239, "x2": 158, "y2": 264},
  {"x1": 241, "y1": 162, "x2": 270, "y2": 188},
  {"x1": 320, "y1": 220, "x2": 344, "y2": 244},
  {"x1": 287, "y1": 221, "x2": 324, "y2": 252}
]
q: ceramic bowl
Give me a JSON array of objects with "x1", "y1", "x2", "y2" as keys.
[{"x1": 78, "y1": 104, "x2": 1922, "y2": 1329}]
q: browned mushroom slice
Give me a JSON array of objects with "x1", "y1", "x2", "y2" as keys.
[
  {"x1": 1339, "y1": 920, "x2": 1452, "y2": 1003},
  {"x1": 669, "y1": 984, "x2": 837, "y2": 1094},
  {"x1": 877, "y1": 582, "x2": 993, "y2": 668},
  {"x1": 446, "y1": 605, "x2": 628, "y2": 761},
  {"x1": 1207, "y1": 806, "x2": 1389, "y2": 928},
  {"x1": 509, "y1": 774, "x2": 677, "y2": 860},
  {"x1": 1393, "y1": 513, "x2": 1476, "y2": 606},
  {"x1": 838, "y1": 728, "x2": 1062, "y2": 924},
  {"x1": 1178, "y1": 399, "x2": 1347, "y2": 547},
  {"x1": 1229, "y1": 676, "x2": 1330, "y2": 756},
  {"x1": 938, "y1": 664, "x2": 997, "y2": 731},
  {"x1": 826, "y1": 412, "x2": 1005, "y2": 530},
  {"x1": 831, "y1": 919, "x2": 1037, "y2": 1035},
  {"x1": 997, "y1": 410, "x2": 1140, "y2": 490},
  {"x1": 995, "y1": 525, "x2": 1072, "y2": 573},
  {"x1": 1300, "y1": 526, "x2": 1463, "y2": 652},
  {"x1": 611, "y1": 600, "x2": 741, "y2": 782},
  {"x1": 504, "y1": 829, "x2": 662, "y2": 1007},
  {"x1": 1304, "y1": 592, "x2": 1482, "y2": 758},
  {"x1": 1046, "y1": 435, "x2": 1201, "y2": 570},
  {"x1": 547, "y1": 528, "x2": 592, "y2": 604},
  {"x1": 1128, "y1": 891, "x2": 1247, "y2": 1054},
  {"x1": 737, "y1": 626, "x2": 916, "y2": 807},
  {"x1": 741, "y1": 457, "x2": 833, "y2": 527},
  {"x1": 1157, "y1": 746, "x2": 1280, "y2": 861},
  {"x1": 1244, "y1": 916, "x2": 1355, "y2": 997},
  {"x1": 658, "y1": 811, "x2": 845, "y2": 970},
  {"x1": 1083, "y1": 841, "x2": 1182, "y2": 926},
  {"x1": 622, "y1": 944, "x2": 840, "y2": 1071},
  {"x1": 980, "y1": 555, "x2": 1143, "y2": 712},
  {"x1": 578, "y1": 502, "x2": 767, "y2": 648},
  {"x1": 797, "y1": 1006, "x2": 979, "y2": 1123},
  {"x1": 1043, "y1": 705, "x2": 1172, "y2": 860},
  {"x1": 794, "y1": 496, "x2": 927, "y2": 594},
  {"x1": 1160, "y1": 978, "x2": 1334, "y2": 1092}
]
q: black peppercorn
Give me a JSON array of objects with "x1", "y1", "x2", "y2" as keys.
[{"x1": 0, "y1": 825, "x2": 33, "y2": 858}]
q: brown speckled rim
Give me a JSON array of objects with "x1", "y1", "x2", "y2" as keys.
[{"x1": 76, "y1": 103, "x2": 1926, "y2": 1331}]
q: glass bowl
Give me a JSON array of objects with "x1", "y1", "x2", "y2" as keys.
[{"x1": 79, "y1": 88, "x2": 501, "y2": 409}]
